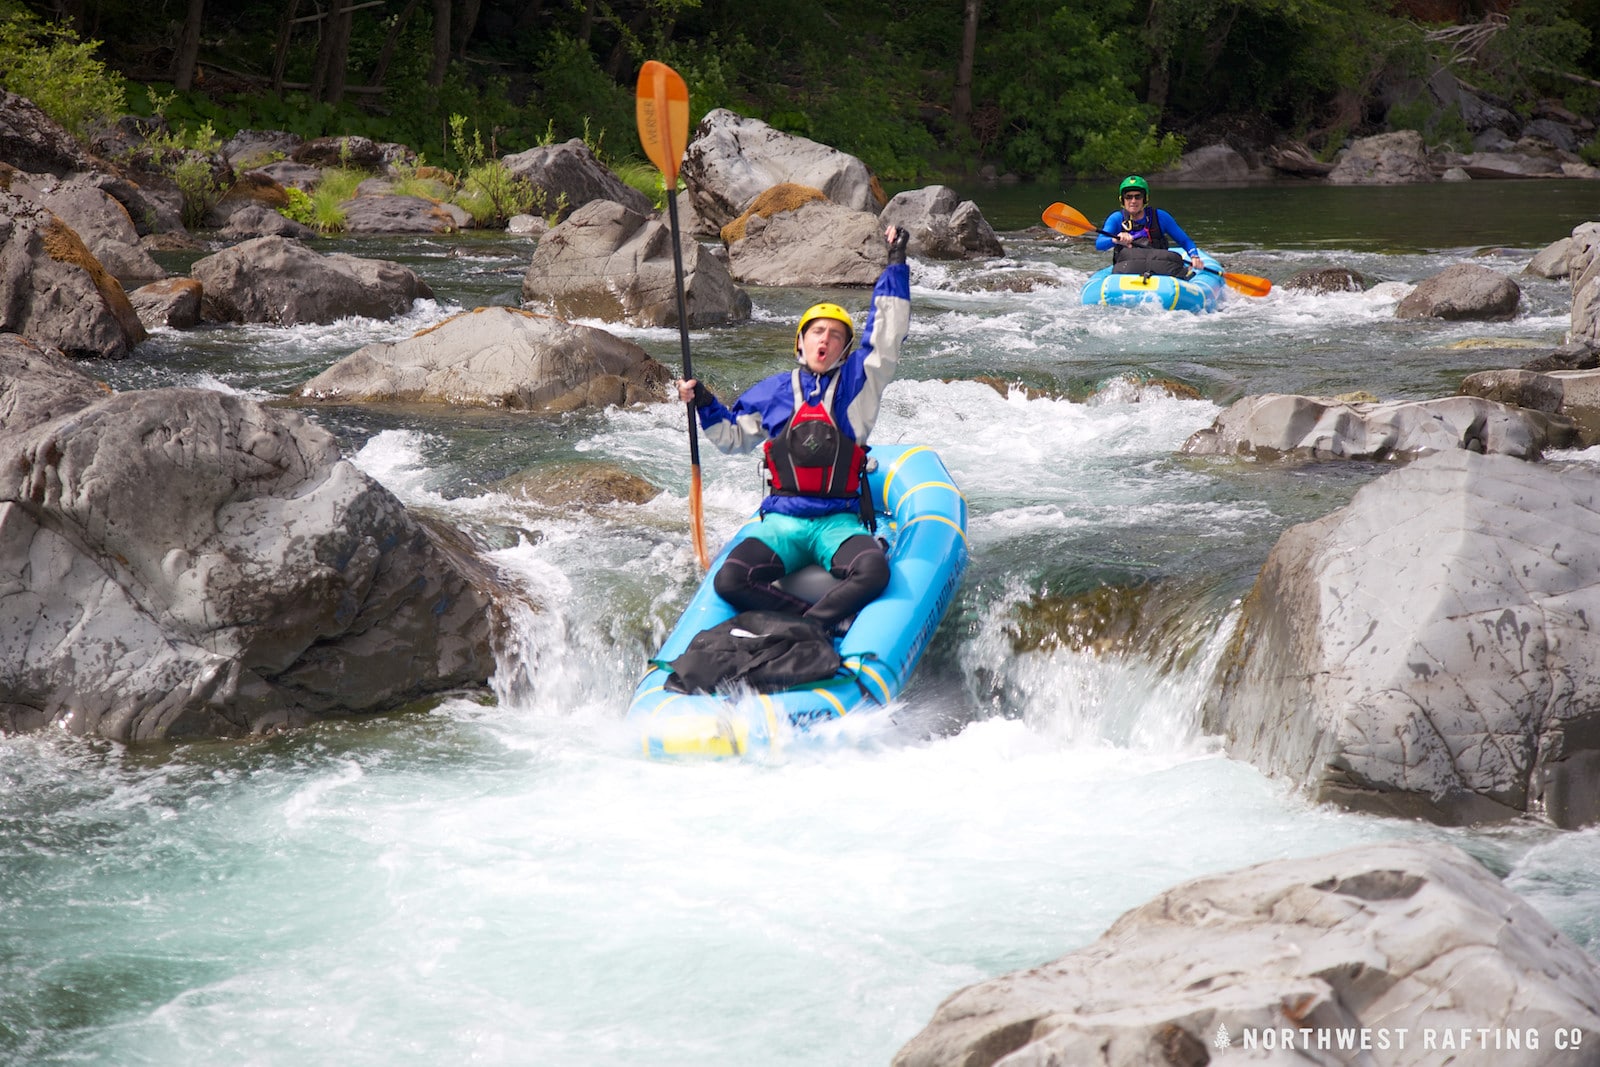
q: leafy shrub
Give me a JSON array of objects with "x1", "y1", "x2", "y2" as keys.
[
  {"x1": 447, "y1": 115, "x2": 537, "y2": 227},
  {"x1": 1582, "y1": 133, "x2": 1600, "y2": 167},
  {"x1": 1386, "y1": 98, "x2": 1472, "y2": 152},
  {"x1": 976, "y1": 0, "x2": 1172, "y2": 178},
  {"x1": 531, "y1": 32, "x2": 634, "y2": 145},
  {"x1": 134, "y1": 91, "x2": 230, "y2": 228},
  {"x1": 278, "y1": 186, "x2": 315, "y2": 226},
  {"x1": 0, "y1": 6, "x2": 125, "y2": 138},
  {"x1": 1070, "y1": 122, "x2": 1185, "y2": 178},
  {"x1": 1464, "y1": 0, "x2": 1592, "y2": 105},
  {"x1": 168, "y1": 151, "x2": 226, "y2": 228}
]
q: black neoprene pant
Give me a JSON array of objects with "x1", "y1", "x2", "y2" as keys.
[{"x1": 712, "y1": 534, "x2": 890, "y2": 629}]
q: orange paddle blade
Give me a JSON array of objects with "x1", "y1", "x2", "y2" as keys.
[
  {"x1": 688, "y1": 464, "x2": 710, "y2": 571},
  {"x1": 1222, "y1": 271, "x2": 1273, "y2": 297},
  {"x1": 1041, "y1": 202, "x2": 1098, "y2": 238},
  {"x1": 635, "y1": 60, "x2": 690, "y2": 184}
]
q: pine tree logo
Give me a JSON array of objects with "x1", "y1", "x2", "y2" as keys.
[{"x1": 1214, "y1": 1023, "x2": 1232, "y2": 1051}]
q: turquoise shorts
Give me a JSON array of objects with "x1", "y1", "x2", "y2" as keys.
[{"x1": 749, "y1": 511, "x2": 870, "y2": 573}]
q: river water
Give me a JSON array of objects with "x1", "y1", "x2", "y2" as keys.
[{"x1": 4, "y1": 179, "x2": 1600, "y2": 1065}]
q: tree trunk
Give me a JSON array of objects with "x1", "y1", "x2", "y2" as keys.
[
  {"x1": 272, "y1": 0, "x2": 301, "y2": 94},
  {"x1": 578, "y1": 0, "x2": 594, "y2": 46},
  {"x1": 371, "y1": 0, "x2": 423, "y2": 87},
  {"x1": 953, "y1": 0, "x2": 980, "y2": 135},
  {"x1": 309, "y1": 0, "x2": 331, "y2": 97},
  {"x1": 605, "y1": 6, "x2": 654, "y2": 79},
  {"x1": 512, "y1": 0, "x2": 544, "y2": 34},
  {"x1": 1144, "y1": 0, "x2": 1170, "y2": 111},
  {"x1": 49, "y1": 0, "x2": 86, "y2": 34},
  {"x1": 429, "y1": 0, "x2": 451, "y2": 87},
  {"x1": 309, "y1": 0, "x2": 355, "y2": 103},
  {"x1": 455, "y1": 0, "x2": 483, "y2": 57},
  {"x1": 171, "y1": 0, "x2": 206, "y2": 91},
  {"x1": 324, "y1": 1, "x2": 354, "y2": 103}
]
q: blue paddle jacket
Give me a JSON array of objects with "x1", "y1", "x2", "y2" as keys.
[
  {"x1": 1094, "y1": 207, "x2": 1200, "y2": 260},
  {"x1": 693, "y1": 260, "x2": 912, "y2": 518}
]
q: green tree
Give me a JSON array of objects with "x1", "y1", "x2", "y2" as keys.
[
  {"x1": 0, "y1": 3, "x2": 125, "y2": 138},
  {"x1": 975, "y1": 0, "x2": 1181, "y2": 176}
]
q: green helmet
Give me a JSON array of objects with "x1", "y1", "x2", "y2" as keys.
[{"x1": 1118, "y1": 175, "x2": 1149, "y2": 197}]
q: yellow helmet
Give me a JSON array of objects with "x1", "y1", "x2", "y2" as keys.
[{"x1": 795, "y1": 302, "x2": 855, "y2": 354}]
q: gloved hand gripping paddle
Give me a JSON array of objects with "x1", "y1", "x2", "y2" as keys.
[{"x1": 886, "y1": 227, "x2": 910, "y2": 266}]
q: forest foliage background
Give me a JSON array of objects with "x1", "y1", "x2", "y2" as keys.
[{"x1": 3, "y1": 0, "x2": 1598, "y2": 182}]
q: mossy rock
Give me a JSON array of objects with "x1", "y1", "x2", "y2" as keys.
[
  {"x1": 498, "y1": 461, "x2": 662, "y2": 508},
  {"x1": 720, "y1": 183, "x2": 828, "y2": 244},
  {"x1": 1007, "y1": 579, "x2": 1218, "y2": 674}
]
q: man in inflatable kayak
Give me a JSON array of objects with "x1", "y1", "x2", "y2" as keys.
[
  {"x1": 675, "y1": 224, "x2": 912, "y2": 636},
  {"x1": 1094, "y1": 175, "x2": 1205, "y2": 278}
]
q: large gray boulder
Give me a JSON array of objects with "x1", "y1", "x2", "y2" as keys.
[
  {"x1": 128, "y1": 277, "x2": 204, "y2": 330},
  {"x1": 1573, "y1": 222, "x2": 1600, "y2": 350},
  {"x1": 725, "y1": 199, "x2": 886, "y2": 287},
  {"x1": 0, "y1": 333, "x2": 109, "y2": 431},
  {"x1": 1547, "y1": 368, "x2": 1600, "y2": 447},
  {"x1": 1180, "y1": 393, "x2": 1575, "y2": 462},
  {"x1": 1396, "y1": 262, "x2": 1521, "y2": 321},
  {"x1": 500, "y1": 138, "x2": 653, "y2": 222},
  {"x1": 681, "y1": 109, "x2": 883, "y2": 236},
  {"x1": 217, "y1": 203, "x2": 318, "y2": 241},
  {"x1": 1328, "y1": 130, "x2": 1434, "y2": 185},
  {"x1": 879, "y1": 185, "x2": 1003, "y2": 260},
  {"x1": 0, "y1": 91, "x2": 99, "y2": 176},
  {"x1": 202, "y1": 170, "x2": 294, "y2": 229},
  {"x1": 189, "y1": 235, "x2": 432, "y2": 325},
  {"x1": 11, "y1": 172, "x2": 165, "y2": 287},
  {"x1": 1429, "y1": 70, "x2": 1518, "y2": 137},
  {"x1": 0, "y1": 387, "x2": 497, "y2": 740},
  {"x1": 1164, "y1": 141, "x2": 1253, "y2": 182},
  {"x1": 292, "y1": 134, "x2": 387, "y2": 170},
  {"x1": 249, "y1": 159, "x2": 323, "y2": 192},
  {"x1": 1460, "y1": 366, "x2": 1600, "y2": 446},
  {"x1": 1204, "y1": 450, "x2": 1600, "y2": 828},
  {"x1": 522, "y1": 198, "x2": 750, "y2": 327},
  {"x1": 1458, "y1": 148, "x2": 1569, "y2": 180},
  {"x1": 0, "y1": 189, "x2": 147, "y2": 358},
  {"x1": 221, "y1": 129, "x2": 304, "y2": 170},
  {"x1": 294, "y1": 306, "x2": 671, "y2": 412},
  {"x1": 1282, "y1": 266, "x2": 1368, "y2": 293},
  {"x1": 895, "y1": 840, "x2": 1600, "y2": 1067},
  {"x1": 339, "y1": 193, "x2": 471, "y2": 234},
  {"x1": 1526, "y1": 236, "x2": 1573, "y2": 279}
]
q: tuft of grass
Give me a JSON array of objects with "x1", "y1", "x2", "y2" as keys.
[
  {"x1": 614, "y1": 160, "x2": 675, "y2": 210},
  {"x1": 307, "y1": 166, "x2": 364, "y2": 232}
]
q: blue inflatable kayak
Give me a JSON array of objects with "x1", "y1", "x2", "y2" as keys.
[
  {"x1": 627, "y1": 444, "x2": 969, "y2": 758},
  {"x1": 1081, "y1": 251, "x2": 1227, "y2": 312}
]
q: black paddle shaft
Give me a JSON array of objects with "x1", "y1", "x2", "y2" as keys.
[{"x1": 664, "y1": 192, "x2": 701, "y2": 467}]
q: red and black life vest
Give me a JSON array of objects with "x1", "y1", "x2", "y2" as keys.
[{"x1": 764, "y1": 370, "x2": 868, "y2": 499}]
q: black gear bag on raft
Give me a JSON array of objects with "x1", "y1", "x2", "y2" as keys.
[
  {"x1": 660, "y1": 610, "x2": 844, "y2": 694},
  {"x1": 1113, "y1": 245, "x2": 1191, "y2": 277}
]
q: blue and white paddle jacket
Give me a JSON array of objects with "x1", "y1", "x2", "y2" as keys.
[
  {"x1": 1094, "y1": 207, "x2": 1200, "y2": 261},
  {"x1": 693, "y1": 261, "x2": 912, "y2": 519}
]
